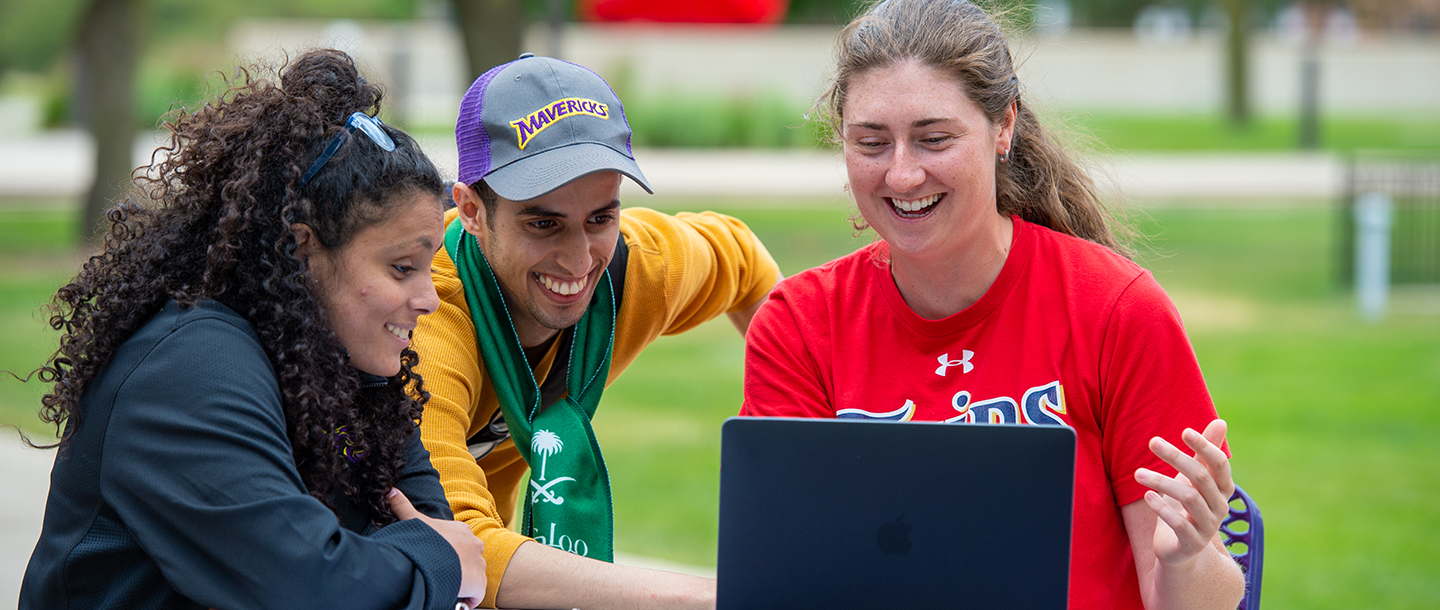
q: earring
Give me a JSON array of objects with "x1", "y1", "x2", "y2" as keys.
[{"x1": 999, "y1": 149, "x2": 1010, "y2": 163}]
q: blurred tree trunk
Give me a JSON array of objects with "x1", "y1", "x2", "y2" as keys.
[
  {"x1": 1297, "y1": 1, "x2": 1331, "y2": 150},
  {"x1": 1222, "y1": 0, "x2": 1251, "y2": 127},
  {"x1": 450, "y1": 0, "x2": 526, "y2": 82},
  {"x1": 76, "y1": 0, "x2": 144, "y2": 245},
  {"x1": 545, "y1": 0, "x2": 566, "y2": 58}
]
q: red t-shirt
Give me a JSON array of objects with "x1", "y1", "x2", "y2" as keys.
[{"x1": 742, "y1": 217, "x2": 1224, "y2": 610}]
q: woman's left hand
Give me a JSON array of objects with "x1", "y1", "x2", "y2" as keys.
[{"x1": 1134, "y1": 419, "x2": 1234, "y2": 566}]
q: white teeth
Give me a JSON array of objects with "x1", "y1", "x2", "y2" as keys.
[
  {"x1": 385, "y1": 324, "x2": 410, "y2": 340},
  {"x1": 892, "y1": 193, "x2": 941, "y2": 212},
  {"x1": 538, "y1": 273, "x2": 587, "y2": 296}
]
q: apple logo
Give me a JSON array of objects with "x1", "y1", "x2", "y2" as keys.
[{"x1": 876, "y1": 514, "x2": 912, "y2": 555}]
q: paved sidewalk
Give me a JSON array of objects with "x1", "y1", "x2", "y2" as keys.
[
  {"x1": 1, "y1": 436, "x2": 54, "y2": 609},
  {"x1": 0, "y1": 131, "x2": 1344, "y2": 204}
]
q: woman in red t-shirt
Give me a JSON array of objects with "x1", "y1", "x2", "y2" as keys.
[{"x1": 741, "y1": 1, "x2": 1246, "y2": 608}]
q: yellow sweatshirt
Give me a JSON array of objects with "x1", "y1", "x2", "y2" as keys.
[{"x1": 413, "y1": 206, "x2": 780, "y2": 607}]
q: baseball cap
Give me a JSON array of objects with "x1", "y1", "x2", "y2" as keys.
[{"x1": 457, "y1": 53, "x2": 652, "y2": 201}]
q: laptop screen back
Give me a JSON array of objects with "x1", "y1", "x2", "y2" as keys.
[{"x1": 718, "y1": 417, "x2": 1076, "y2": 609}]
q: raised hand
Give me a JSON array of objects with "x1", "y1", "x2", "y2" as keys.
[
  {"x1": 388, "y1": 489, "x2": 487, "y2": 605},
  {"x1": 1134, "y1": 419, "x2": 1235, "y2": 566}
]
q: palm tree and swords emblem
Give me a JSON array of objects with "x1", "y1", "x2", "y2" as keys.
[{"x1": 529, "y1": 430, "x2": 575, "y2": 505}]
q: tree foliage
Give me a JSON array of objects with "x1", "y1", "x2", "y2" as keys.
[
  {"x1": 0, "y1": 0, "x2": 87, "y2": 73},
  {"x1": 0, "y1": 0, "x2": 428, "y2": 76}
]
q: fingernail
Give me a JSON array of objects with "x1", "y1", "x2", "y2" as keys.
[{"x1": 387, "y1": 488, "x2": 399, "y2": 498}]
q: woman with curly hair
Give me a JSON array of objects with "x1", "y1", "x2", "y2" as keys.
[{"x1": 20, "y1": 49, "x2": 485, "y2": 609}]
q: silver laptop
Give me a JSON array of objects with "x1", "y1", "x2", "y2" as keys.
[{"x1": 717, "y1": 417, "x2": 1076, "y2": 610}]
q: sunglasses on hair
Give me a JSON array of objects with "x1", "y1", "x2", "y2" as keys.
[{"x1": 300, "y1": 112, "x2": 397, "y2": 188}]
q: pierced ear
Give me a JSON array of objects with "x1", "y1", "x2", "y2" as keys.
[
  {"x1": 998, "y1": 99, "x2": 1018, "y2": 154},
  {"x1": 290, "y1": 223, "x2": 329, "y2": 292}
]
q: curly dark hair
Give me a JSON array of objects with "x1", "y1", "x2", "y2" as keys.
[{"x1": 35, "y1": 49, "x2": 446, "y2": 525}]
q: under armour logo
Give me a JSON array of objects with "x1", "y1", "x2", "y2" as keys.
[{"x1": 935, "y1": 351, "x2": 974, "y2": 376}]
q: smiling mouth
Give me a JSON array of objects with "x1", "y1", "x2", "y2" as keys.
[
  {"x1": 889, "y1": 193, "x2": 943, "y2": 219},
  {"x1": 535, "y1": 272, "x2": 589, "y2": 297},
  {"x1": 384, "y1": 323, "x2": 411, "y2": 340}
]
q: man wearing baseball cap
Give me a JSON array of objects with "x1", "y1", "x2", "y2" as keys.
[{"x1": 412, "y1": 54, "x2": 780, "y2": 608}]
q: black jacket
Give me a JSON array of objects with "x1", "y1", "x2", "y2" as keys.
[{"x1": 21, "y1": 300, "x2": 462, "y2": 610}]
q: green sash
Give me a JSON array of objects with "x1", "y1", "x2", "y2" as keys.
[{"x1": 443, "y1": 220, "x2": 616, "y2": 561}]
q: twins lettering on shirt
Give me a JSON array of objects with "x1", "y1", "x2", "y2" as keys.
[
  {"x1": 947, "y1": 381, "x2": 1068, "y2": 426},
  {"x1": 840, "y1": 349, "x2": 1070, "y2": 427}
]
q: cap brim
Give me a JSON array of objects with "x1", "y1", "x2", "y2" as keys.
[{"x1": 483, "y1": 142, "x2": 653, "y2": 202}]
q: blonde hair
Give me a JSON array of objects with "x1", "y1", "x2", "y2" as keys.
[{"x1": 823, "y1": 0, "x2": 1130, "y2": 255}]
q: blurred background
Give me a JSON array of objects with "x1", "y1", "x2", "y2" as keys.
[{"x1": 1, "y1": 0, "x2": 1437, "y2": 608}]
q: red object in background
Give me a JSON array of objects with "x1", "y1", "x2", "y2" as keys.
[{"x1": 579, "y1": 0, "x2": 789, "y2": 24}]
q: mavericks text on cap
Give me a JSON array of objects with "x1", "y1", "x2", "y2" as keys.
[{"x1": 510, "y1": 98, "x2": 610, "y2": 150}]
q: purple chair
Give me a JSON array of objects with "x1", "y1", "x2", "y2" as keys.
[{"x1": 1222, "y1": 486, "x2": 1264, "y2": 610}]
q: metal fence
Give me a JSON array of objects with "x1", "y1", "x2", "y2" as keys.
[{"x1": 1338, "y1": 153, "x2": 1440, "y2": 286}]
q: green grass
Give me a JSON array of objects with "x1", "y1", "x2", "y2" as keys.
[
  {"x1": 649, "y1": 198, "x2": 871, "y2": 276},
  {"x1": 0, "y1": 207, "x2": 79, "y2": 440},
  {"x1": 3, "y1": 200, "x2": 1439, "y2": 608},
  {"x1": 0, "y1": 207, "x2": 75, "y2": 253},
  {"x1": 624, "y1": 91, "x2": 829, "y2": 150},
  {"x1": 1064, "y1": 111, "x2": 1440, "y2": 154},
  {"x1": 1132, "y1": 207, "x2": 1339, "y2": 300},
  {"x1": 1130, "y1": 207, "x2": 1440, "y2": 609}
]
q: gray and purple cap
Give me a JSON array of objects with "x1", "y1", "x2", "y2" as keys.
[{"x1": 457, "y1": 53, "x2": 652, "y2": 201}]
